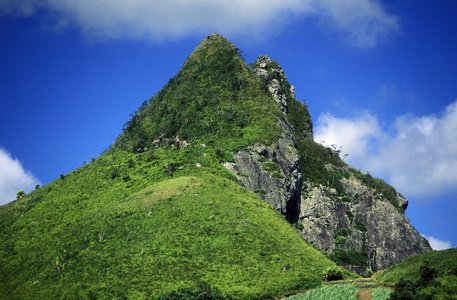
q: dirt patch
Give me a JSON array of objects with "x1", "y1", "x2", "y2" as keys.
[{"x1": 358, "y1": 289, "x2": 372, "y2": 300}]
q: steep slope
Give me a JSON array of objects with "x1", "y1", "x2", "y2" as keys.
[
  {"x1": 0, "y1": 33, "x2": 341, "y2": 300},
  {"x1": 242, "y1": 54, "x2": 431, "y2": 275}
]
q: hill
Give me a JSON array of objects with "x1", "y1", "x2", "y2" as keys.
[{"x1": 374, "y1": 247, "x2": 457, "y2": 299}]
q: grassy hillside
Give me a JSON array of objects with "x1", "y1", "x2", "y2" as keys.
[
  {"x1": 374, "y1": 248, "x2": 457, "y2": 299},
  {"x1": 0, "y1": 172, "x2": 337, "y2": 299},
  {"x1": 0, "y1": 33, "x2": 345, "y2": 299}
]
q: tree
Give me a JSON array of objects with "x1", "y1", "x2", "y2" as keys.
[{"x1": 16, "y1": 190, "x2": 26, "y2": 199}]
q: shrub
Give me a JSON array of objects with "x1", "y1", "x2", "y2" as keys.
[
  {"x1": 326, "y1": 247, "x2": 369, "y2": 268},
  {"x1": 322, "y1": 267, "x2": 343, "y2": 281},
  {"x1": 293, "y1": 222, "x2": 304, "y2": 230},
  {"x1": 263, "y1": 161, "x2": 280, "y2": 172},
  {"x1": 345, "y1": 210, "x2": 354, "y2": 223},
  {"x1": 353, "y1": 219, "x2": 367, "y2": 232},
  {"x1": 254, "y1": 189, "x2": 267, "y2": 196},
  {"x1": 271, "y1": 172, "x2": 284, "y2": 179}
]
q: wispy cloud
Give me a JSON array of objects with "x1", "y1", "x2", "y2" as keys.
[
  {"x1": 315, "y1": 100, "x2": 457, "y2": 199},
  {"x1": 0, "y1": 148, "x2": 40, "y2": 206},
  {"x1": 421, "y1": 234, "x2": 453, "y2": 250},
  {"x1": 0, "y1": 0, "x2": 399, "y2": 48}
]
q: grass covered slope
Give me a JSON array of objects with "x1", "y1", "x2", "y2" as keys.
[
  {"x1": 1, "y1": 174, "x2": 336, "y2": 299},
  {"x1": 374, "y1": 248, "x2": 457, "y2": 299}
]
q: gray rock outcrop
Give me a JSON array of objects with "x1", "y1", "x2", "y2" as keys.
[
  {"x1": 299, "y1": 165, "x2": 431, "y2": 274},
  {"x1": 224, "y1": 119, "x2": 302, "y2": 223}
]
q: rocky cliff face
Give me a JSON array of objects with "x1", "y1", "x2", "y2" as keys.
[
  {"x1": 225, "y1": 53, "x2": 431, "y2": 275},
  {"x1": 223, "y1": 119, "x2": 302, "y2": 223},
  {"x1": 299, "y1": 165, "x2": 430, "y2": 274}
]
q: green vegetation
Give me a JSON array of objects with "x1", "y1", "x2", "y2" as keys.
[
  {"x1": 371, "y1": 287, "x2": 392, "y2": 300},
  {"x1": 114, "y1": 34, "x2": 282, "y2": 157},
  {"x1": 353, "y1": 219, "x2": 368, "y2": 232},
  {"x1": 0, "y1": 174, "x2": 338, "y2": 299},
  {"x1": 326, "y1": 248, "x2": 369, "y2": 269},
  {"x1": 263, "y1": 161, "x2": 280, "y2": 172},
  {"x1": 286, "y1": 284, "x2": 358, "y2": 300},
  {"x1": 375, "y1": 248, "x2": 457, "y2": 299}
]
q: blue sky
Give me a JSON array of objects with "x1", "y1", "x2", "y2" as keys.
[{"x1": 1, "y1": 0, "x2": 456, "y2": 250}]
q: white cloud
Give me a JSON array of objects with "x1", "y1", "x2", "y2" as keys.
[
  {"x1": 314, "y1": 0, "x2": 400, "y2": 48},
  {"x1": 421, "y1": 234, "x2": 453, "y2": 250},
  {"x1": 0, "y1": 148, "x2": 40, "y2": 206},
  {"x1": 0, "y1": 0, "x2": 399, "y2": 48},
  {"x1": 314, "y1": 100, "x2": 457, "y2": 199}
]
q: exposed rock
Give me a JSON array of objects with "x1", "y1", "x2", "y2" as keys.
[
  {"x1": 252, "y1": 55, "x2": 294, "y2": 114},
  {"x1": 299, "y1": 167, "x2": 431, "y2": 275},
  {"x1": 224, "y1": 119, "x2": 302, "y2": 223}
]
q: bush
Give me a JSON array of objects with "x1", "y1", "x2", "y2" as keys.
[
  {"x1": 353, "y1": 219, "x2": 367, "y2": 232},
  {"x1": 326, "y1": 247, "x2": 369, "y2": 268},
  {"x1": 293, "y1": 222, "x2": 304, "y2": 230},
  {"x1": 263, "y1": 161, "x2": 280, "y2": 172},
  {"x1": 271, "y1": 172, "x2": 284, "y2": 179},
  {"x1": 322, "y1": 267, "x2": 343, "y2": 281}
]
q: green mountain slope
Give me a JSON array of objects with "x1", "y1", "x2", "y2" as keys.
[
  {"x1": 374, "y1": 248, "x2": 457, "y2": 299},
  {"x1": 1, "y1": 174, "x2": 337, "y2": 299},
  {"x1": 0, "y1": 33, "x2": 343, "y2": 299}
]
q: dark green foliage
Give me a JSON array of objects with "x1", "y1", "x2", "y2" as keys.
[
  {"x1": 341, "y1": 195, "x2": 351, "y2": 203},
  {"x1": 390, "y1": 279, "x2": 431, "y2": 300},
  {"x1": 353, "y1": 219, "x2": 367, "y2": 232},
  {"x1": 271, "y1": 171, "x2": 284, "y2": 179},
  {"x1": 418, "y1": 260, "x2": 439, "y2": 287},
  {"x1": 375, "y1": 248, "x2": 457, "y2": 300},
  {"x1": 326, "y1": 248, "x2": 369, "y2": 268},
  {"x1": 333, "y1": 228, "x2": 352, "y2": 239},
  {"x1": 333, "y1": 228, "x2": 352, "y2": 244},
  {"x1": 422, "y1": 237, "x2": 431, "y2": 249},
  {"x1": 322, "y1": 267, "x2": 343, "y2": 281},
  {"x1": 114, "y1": 34, "x2": 281, "y2": 155},
  {"x1": 345, "y1": 210, "x2": 354, "y2": 223},
  {"x1": 254, "y1": 189, "x2": 267, "y2": 196},
  {"x1": 156, "y1": 282, "x2": 219, "y2": 300},
  {"x1": 293, "y1": 222, "x2": 304, "y2": 230}
]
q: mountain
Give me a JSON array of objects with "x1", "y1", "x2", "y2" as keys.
[
  {"x1": 0, "y1": 33, "x2": 430, "y2": 299},
  {"x1": 0, "y1": 33, "x2": 340, "y2": 300}
]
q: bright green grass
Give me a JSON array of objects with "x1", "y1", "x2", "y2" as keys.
[
  {"x1": 371, "y1": 287, "x2": 392, "y2": 300},
  {"x1": 0, "y1": 174, "x2": 337, "y2": 299},
  {"x1": 286, "y1": 284, "x2": 358, "y2": 300}
]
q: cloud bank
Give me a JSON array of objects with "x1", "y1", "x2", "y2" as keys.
[
  {"x1": 421, "y1": 234, "x2": 453, "y2": 250},
  {"x1": 315, "y1": 100, "x2": 457, "y2": 199},
  {"x1": 0, "y1": 0, "x2": 398, "y2": 48},
  {"x1": 0, "y1": 148, "x2": 40, "y2": 206}
]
